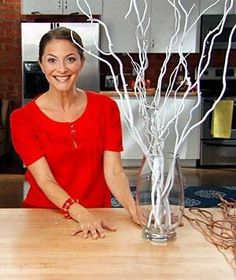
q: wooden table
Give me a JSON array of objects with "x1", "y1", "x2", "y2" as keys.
[{"x1": 0, "y1": 208, "x2": 235, "y2": 280}]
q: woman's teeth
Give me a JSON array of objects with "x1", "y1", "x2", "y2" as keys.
[{"x1": 55, "y1": 76, "x2": 69, "y2": 82}]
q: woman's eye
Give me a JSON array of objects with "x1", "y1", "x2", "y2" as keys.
[
  {"x1": 67, "y1": 57, "x2": 76, "y2": 63},
  {"x1": 48, "y1": 58, "x2": 56, "y2": 64}
]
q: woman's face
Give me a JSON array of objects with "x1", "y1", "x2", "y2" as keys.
[{"x1": 39, "y1": 39, "x2": 84, "y2": 92}]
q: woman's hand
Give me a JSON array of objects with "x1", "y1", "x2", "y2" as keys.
[
  {"x1": 131, "y1": 213, "x2": 141, "y2": 226},
  {"x1": 70, "y1": 205, "x2": 117, "y2": 239},
  {"x1": 128, "y1": 205, "x2": 141, "y2": 226}
]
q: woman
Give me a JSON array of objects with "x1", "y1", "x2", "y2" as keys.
[{"x1": 10, "y1": 27, "x2": 139, "y2": 239}]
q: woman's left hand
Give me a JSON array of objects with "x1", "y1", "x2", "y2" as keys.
[
  {"x1": 131, "y1": 214, "x2": 141, "y2": 225},
  {"x1": 129, "y1": 206, "x2": 141, "y2": 225}
]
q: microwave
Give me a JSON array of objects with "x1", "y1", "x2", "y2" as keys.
[{"x1": 200, "y1": 14, "x2": 236, "y2": 51}]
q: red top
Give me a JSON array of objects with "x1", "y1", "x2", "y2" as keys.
[{"x1": 10, "y1": 91, "x2": 123, "y2": 208}]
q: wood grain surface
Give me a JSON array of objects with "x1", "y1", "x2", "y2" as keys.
[{"x1": 0, "y1": 208, "x2": 235, "y2": 280}]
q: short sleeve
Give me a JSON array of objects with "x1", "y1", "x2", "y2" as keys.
[
  {"x1": 103, "y1": 98, "x2": 123, "y2": 152},
  {"x1": 10, "y1": 109, "x2": 44, "y2": 166}
]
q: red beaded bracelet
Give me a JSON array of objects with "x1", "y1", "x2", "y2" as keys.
[{"x1": 62, "y1": 198, "x2": 79, "y2": 219}]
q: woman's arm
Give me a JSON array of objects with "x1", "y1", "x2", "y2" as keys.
[
  {"x1": 28, "y1": 157, "x2": 117, "y2": 238},
  {"x1": 28, "y1": 157, "x2": 70, "y2": 208},
  {"x1": 103, "y1": 151, "x2": 140, "y2": 225}
]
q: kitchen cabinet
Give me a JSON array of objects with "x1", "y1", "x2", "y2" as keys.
[
  {"x1": 21, "y1": 0, "x2": 102, "y2": 15},
  {"x1": 21, "y1": 0, "x2": 62, "y2": 14},
  {"x1": 114, "y1": 98, "x2": 144, "y2": 165},
  {"x1": 101, "y1": 0, "x2": 151, "y2": 53},
  {"x1": 102, "y1": 0, "x2": 199, "y2": 53},
  {"x1": 200, "y1": 0, "x2": 235, "y2": 14},
  {"x1": 114, "y1": 96, "x2": 200, "y2": 166},
  {"x1": 159, "y1": 97, "x2": 201, "y2": 163},
  {"x1": 63, "y1": 0, "x2": 103, "y2": 15},
  {"x1": 150, "y1": 0, "x2": 200, "y2": 53}
]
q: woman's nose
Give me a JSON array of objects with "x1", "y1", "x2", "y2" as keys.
[{"x1": 57, "y1": 61, "x2": 67, "y2": 72}]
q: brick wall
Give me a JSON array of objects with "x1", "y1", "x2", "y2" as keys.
[{"x1": 0, "y1": 0, "x2": 21, "y2": 106}]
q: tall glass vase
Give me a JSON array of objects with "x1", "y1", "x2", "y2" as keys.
[{"x1": 136, "y1": 153, "x2": 184, "y2": 243}]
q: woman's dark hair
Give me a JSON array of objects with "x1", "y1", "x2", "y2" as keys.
[{"x1": 39, "y1": 27, "x2": 84, "y2": 62}]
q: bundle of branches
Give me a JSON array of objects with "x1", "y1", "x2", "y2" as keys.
[
  {"x1": 74, "y1": 0, "x2": 236, "y2": 234},
  {"x1": 184, "y1": 196, "x2": 236, "y2": 267}
]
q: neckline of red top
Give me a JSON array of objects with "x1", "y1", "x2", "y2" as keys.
[{"x1": 31, "y1": 91, "x2": 90, "y2": 125}]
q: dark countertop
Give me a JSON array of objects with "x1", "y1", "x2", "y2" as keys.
[{"x1": 100, "y1": 88, "x2": 198, "y2": 97}]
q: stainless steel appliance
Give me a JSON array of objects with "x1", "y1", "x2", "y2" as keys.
[
  {"x1": 21, "y1": 21, "x2": 100, "y2": 104},
  {"x1": 200, "y1": 14, "x2": 236, "y2": 50},
  {"x1": 23, "y1": 61, "x2": 49, "y2": 101},
  {"x1": 200, "y1": 67, "x2": 236, "y2": 166}
]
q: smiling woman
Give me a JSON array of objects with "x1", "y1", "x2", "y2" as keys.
[
  {"x1": 10, "y1": 27, "x2": 140, "y2": 239},
  {"x1": 38, "y1": 28, "x2": 85, "y2": 97}
]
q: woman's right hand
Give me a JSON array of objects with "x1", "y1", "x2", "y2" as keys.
[{"x1": 69, "y1": 204, "x2": 117, "y2": 239}]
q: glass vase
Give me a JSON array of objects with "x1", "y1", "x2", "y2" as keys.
[{"x1": 136, "y1": 153, "x2": 184, "y2": 243}]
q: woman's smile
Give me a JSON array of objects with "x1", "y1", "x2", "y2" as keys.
[{"x1": 53, "y1": 75, "x2": 71, "y2": 83}]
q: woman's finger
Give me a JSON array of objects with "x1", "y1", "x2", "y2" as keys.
[
  {"x1": 81, "y1": 228, "x2": 89, "y2": 239},
  {"x1": 89, "y1": 227, "x2": 99, "y2": 239},
  {"x1": 132, "y1": 215, "x2": 141, "y2": 225},
  {"x1": 71, "y1": 225, "x2": 83, "y2": 236},
  {"x1": 101, "y1": 219, "x2": 117, "y2": 231},
  {"x1": 72, "y1": 224, "x2": 89, "y2": 238},
  {"x1": 95, "y1": 224, "x2": 106, "y2": 238}
]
